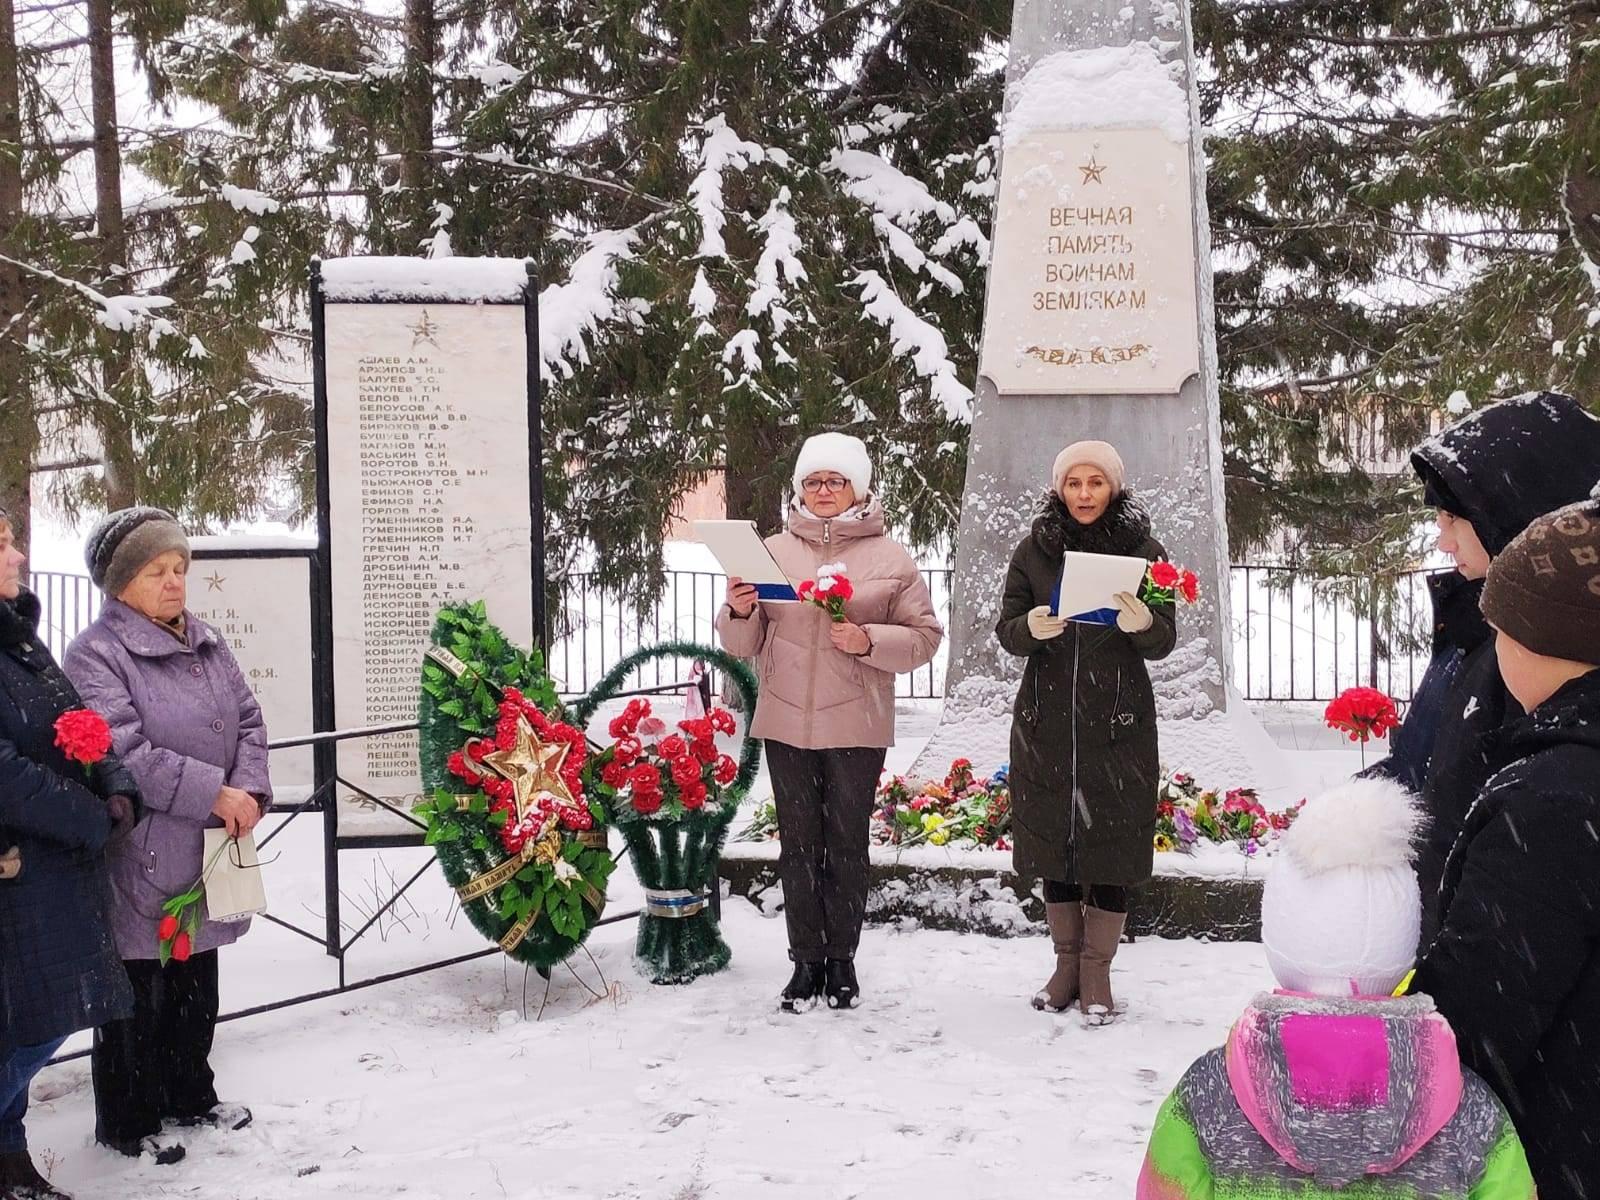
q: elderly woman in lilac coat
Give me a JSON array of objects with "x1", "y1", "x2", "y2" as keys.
[{"x1": 63, "y1": 508, "x2": 270, "y2": 1165}]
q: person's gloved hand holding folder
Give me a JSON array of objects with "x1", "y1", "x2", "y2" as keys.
[
  {"x1": 1051, "y1": 551, "x2": 1152, "y2": 628},
  {"x1": 694, "y1": 520, "x2": 800, "y2": 605}
]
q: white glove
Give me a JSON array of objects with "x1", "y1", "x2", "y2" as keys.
[
  {"x1": 1026, "y1": 605, "x2": 1068, "y2": 641},
  {"x1": 1113, "y1": 591, "x2": 1153, "y2": 634}
]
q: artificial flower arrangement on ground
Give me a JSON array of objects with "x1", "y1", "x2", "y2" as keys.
[
  {"x1": 414, "y1": 602, "x2": 615, "y2": 972},
  {"x1": 871, "y1": 758, "x2": 1013, "y2": 850},
  {"x1": 574, "y1": 646, "x2": 762, "y2": 984},
  {"x1": 739, "y1": 758, "x2": 1013, "y2": 850},
  {"x1": 588, "y1": 698, "x2": 743, "y2": 823},
  {"x1": 1154, "y1": 770, "x2": 1305, "y2": 858},
  {"x1": 739, "y1": 756, "x2": 1302, "y2": 859}
]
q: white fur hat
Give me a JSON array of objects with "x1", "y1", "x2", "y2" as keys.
[
  {"x1": 792, "y1": 432, "x2": 873, "y2": 498},
  {"x1": 1261, "y1": 776, "x2": 1423, "y2": 998}
]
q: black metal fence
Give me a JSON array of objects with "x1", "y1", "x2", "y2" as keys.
[
  {"x1": 28, "y1": 563, "x2": 1443, "y2": 705},
  {"x1": 1230, "y1": 565, "x2": 1437, "y2": 704}
]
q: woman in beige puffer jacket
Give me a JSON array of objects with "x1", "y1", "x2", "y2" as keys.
[{"x1": 717, "y1": 432, "x2": 942, "y2": 1012}]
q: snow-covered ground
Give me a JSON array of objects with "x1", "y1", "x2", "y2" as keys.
[
  {"x1": 21, "y1": 704, "x2": 1363, "y2": 1200},
  {"x1": 30, "y1": 901, "x2": 1267, "y2": 1200}
]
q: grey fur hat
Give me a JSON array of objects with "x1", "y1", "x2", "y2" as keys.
[{"x1": 85, "y1": 507, "x2": 190, "y2": 597}]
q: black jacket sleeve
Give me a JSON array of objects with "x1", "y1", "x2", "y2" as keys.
[
  {"x1": 1415, "y1": 784, "x2": 1600, "y2": 1084},
  {"x1": 996, "y1": 545, "x2": 1046, "y2": 658},
  {"x1": 0, "y1": 732, "x2": 113, "y2": 852}
]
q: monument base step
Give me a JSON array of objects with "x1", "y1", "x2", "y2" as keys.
[{"x1": 718, "y1": 844, "x2": 1263, "y2": 942}]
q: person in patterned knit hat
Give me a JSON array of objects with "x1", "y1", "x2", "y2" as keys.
[{"x1": 1413, "y1": 493, "x2": 1600, "y2": 1200}]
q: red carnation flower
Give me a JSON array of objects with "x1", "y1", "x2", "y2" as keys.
[
  {"x1": 613, "y1": 736, "x2": 642, "y2": 766},
  {"x1": 629, "y1": 763, "x2": 663, "y2": 793},
  {"x1": 54, "y1": 708, "x2": 112, "y2": 767},
  {"x1": 710, "y1": 708, "x2": 737, "y2": 735},
  {"x1": 1149, "y1": 561, "x2": 1181, "y2": 590},
  {"x1": 680, "y1": 779, "x2": 708, "y2": 809},
  {"x1": 828, "y1": 576, "x2": 854, "y2": 602},
  {"x1": 171, "y1": 931, "x2": 192, "y2": 962},
  {"x1": 797, "y1": 580, "x2": 816, "y2": 602},
  {"x1": 632, "y1": 789, "x2": 664, "y2": 815},
  {"x1": 158, "y1": 914, "x2": 179, "y2": 941},
  {"x1": 679, "y1": 718, "x2": 713, "y2": 743},
  {"x1": 670, "y1": 756, "x2": 703, "y2": 788},
  {"x1": 607, "y1": 715, "x2": 633, "y2": 739},
  {"x1": 1324, "y1": 687, "x2": 1401, "y2": 744},
  {"x1": 713, "y1": 755, "x2": 738, "y2": 785},
  {"x1": 1178, "y1": 570, "x2": 1200, "y2": 605},
  {"x1": 601, "y1": 762, "x2": 630, "y2": 790},
  {"x1": 658, "y1": 734, "x2": 687, "y2": 759},
  {"x1": 691, "y1": 738, "x2": 717, "y2": 765}
]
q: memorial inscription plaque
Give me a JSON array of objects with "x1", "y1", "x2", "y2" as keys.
[
  {"x1": 322, "y1": 300, "x2": 533, "y2": 821},
  {"x1": 979, "y1": 128, "x2": 1201, "y2": 395},
  {"x1": 186, "y1": 547, "x2": 316, "y2": 797}
]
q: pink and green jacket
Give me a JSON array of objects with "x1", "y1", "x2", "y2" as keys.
[{"x1": 1137, "y1": 993, "x2": 1533, "y2": 1199}]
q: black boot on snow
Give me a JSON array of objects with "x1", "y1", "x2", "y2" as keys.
[
  {"x1": 779, "y1": 962, "x2": 826, "y2": 1013},
  {"x1": 824, "y1": 959, "x2": 859, "y2": 1010}
]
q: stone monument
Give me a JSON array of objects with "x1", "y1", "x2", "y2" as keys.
[{"x1": 915, "y1": 0, "x2": 1279, "y2": 788}]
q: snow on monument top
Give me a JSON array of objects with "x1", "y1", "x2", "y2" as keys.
[
  {"x1": 1005, "y1": 43, "x2": 1190, "y2": 147},
  {"x1": 320, "y1": 256, "x2": 531, "y2": 303}
]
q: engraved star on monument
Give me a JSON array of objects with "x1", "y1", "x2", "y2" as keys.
[
  {"x1": 479, "y1": 716, "x2": 577, "y2": 823},
  {"x1": 408, "y1": 310, "x2": 442, "y2": 350},
  {"x1": 1079, "y1": 153, "x2": 1107, "y2": 185},
  {"x1": 204, "y1": 571, "x2": 226, "y2": 592}
]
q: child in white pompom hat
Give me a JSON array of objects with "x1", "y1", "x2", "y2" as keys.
[{"x1": 1136, "y1": 776, "x2": 1532, "y2": 1198}]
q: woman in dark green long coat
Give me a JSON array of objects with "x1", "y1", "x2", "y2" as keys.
[{"x1": 996, "y1": 441, "x2": 1175, "y2": 1026}]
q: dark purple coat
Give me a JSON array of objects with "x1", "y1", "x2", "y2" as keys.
[{"x1": 64, "y1": 600, "x2": 271, "y2": 960}]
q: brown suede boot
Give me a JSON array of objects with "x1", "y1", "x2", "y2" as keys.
[
  {"x1": 1079, "y1": 906, "x2": 1127, "y2": 1026},
  {"x1": 1031, "y1": 901, "x2": 1084, "y2": 1012}
]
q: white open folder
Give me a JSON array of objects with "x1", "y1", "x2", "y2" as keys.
[
  {"x1": 1054, "y1": 551, "x2": 1150, "y2": 625},
  {"x1": 692, "y1": 520, "x2": 799, "y2": 602}
]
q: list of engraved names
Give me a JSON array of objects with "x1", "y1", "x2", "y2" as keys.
[{"x1": 324, "y1": 301, "x2": 533, "y2": 804}]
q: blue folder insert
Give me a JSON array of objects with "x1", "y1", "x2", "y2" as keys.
[
  {"x1": 755, "y1": 582, "x2": 798, "y2": 602},
  {"x1": 1050, "y1": 580, "x2": 1117, "y2": 627}
]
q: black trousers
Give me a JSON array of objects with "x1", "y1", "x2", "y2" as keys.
[
  {"x1": 767, "y1": 741, "x2": 887, "y2": 963},
  {"x1": 92, "y1": 951, "x2": 220, "y2": 1146},
  {"x1": 1042, "y1": 880, "x2": 1128, "y2": 913}
]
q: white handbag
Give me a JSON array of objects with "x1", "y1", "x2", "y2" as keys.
[{"x1": 202, "y1": 829, "x2": 269, "y2": 923}]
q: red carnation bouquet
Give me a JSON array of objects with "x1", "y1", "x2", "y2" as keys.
[
  {"x1": 54, "y1": 708, "x2": 112, "y2": 777},
  {"x1": 1139, "y1": 561, "x2": 1200, "y2": 607},
  {"x1": 157, "y1": 835, "x2": 233, "y2": 963},
  {"x1": 797, "y1": 562, "x2": 853, "y2": 623},
  {"x1": 591, "y1": 697, "x2": 742, "y2": 822},
  {"x1": 1325, "y1": 686, "x2": 1401, "y2": 767}
]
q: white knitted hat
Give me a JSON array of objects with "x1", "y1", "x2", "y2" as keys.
[
  {"x1": 792, "y1": 432, "x2": 872, "y2": 497},
  {"x1": 1261, "y1": 776, "x2": 1423, "y2": 998},
  {"x1": 1051, "y1": 440, "x2": 1126, "y2": 496}
]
